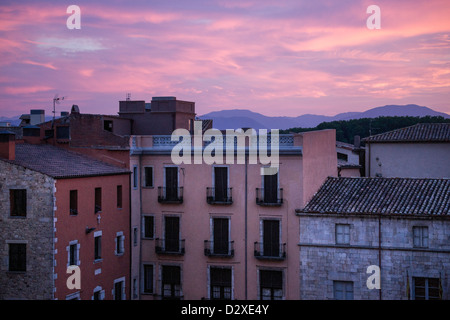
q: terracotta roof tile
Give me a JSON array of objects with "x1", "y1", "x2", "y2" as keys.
[
  {"x1": 363, "y1": 123, "x2": 450, "y2": 143},
  {"x1": 300, "y1": 177, "x2": 450, "y2": 216},
  {"x1": 2, "y1": 143, "x2": 129, "y2": 179}
]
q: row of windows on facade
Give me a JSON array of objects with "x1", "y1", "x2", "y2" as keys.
[
  {"x1": 6, "y1": 233, "x2": 125, "y2": 273},
  {"x1": 139, "y1": 265, "x2": 284, "y2": 300},
  {"x1": 8, "y1": 187, "x2": 123, "y2": 217},
  {"x1": 67, "y1": 278, "x2": 126, "y2": 300},
  {"x1": 136, "y1": 216, "x2": 431, "y2": 257},
  {"x1": 133, "y1": 166, "x2": 283, "y2": 205},
  {"x1": 137, "y1": 216, "x2": 286, "y2": 258},
  {"x1": 137, "y1": 264, "x2": 442, "y2": 300}
]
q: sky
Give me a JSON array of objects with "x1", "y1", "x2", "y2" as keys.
[{"x1": 0, "y1": 0, "x2": 449, "y2": 118}]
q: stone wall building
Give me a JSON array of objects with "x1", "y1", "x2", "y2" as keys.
[
  {"x1": 0, "y1": 132, "x2": 130, "y2": 300},
  {"x1": 296, "y1": 177, "x2": 450, "y2": 300},
  {"x1": 363, "y1": 123, "x2": 450, "y2": 178}
]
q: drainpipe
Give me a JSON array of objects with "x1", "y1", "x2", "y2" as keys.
[
  {"x1": 244, "y1": 152, "x2": 248, "y2": 300},
  {"x1": 378, "y1": 213, "x2": 382, "y2": 300},
  {"x1": 138, "y1": 153, "x2": 143, "y2": 300}
]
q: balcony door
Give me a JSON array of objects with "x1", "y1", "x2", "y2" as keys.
[
  {"x1": 263, "y1": 172, "x2": 278, "y2": 203},
  {"x1": 165, "y1": 216, "x2": 180, "y2": 253},
  {"x1": 165, "y1": 167, "x2": 178, "y2": 201},
  {"x1": 214, "y1": 167, "x2": 228, "y2": 202},
  {"x1": 263, "y1": 219, "x2": 280, "y2": 257},
  {"x1": 213, "y1": 218, "x2": 229, "y2": 255}
]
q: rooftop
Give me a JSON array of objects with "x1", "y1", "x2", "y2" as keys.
[
  {"x1": 363, "y1": 123, "x2": 450, "y2": 143},
  {"x1": 298, "y1": 177, "x2": 450, "y2": 216},
  {"x1": 1, "y1": 143, "x2": 130, "y2": 179}
]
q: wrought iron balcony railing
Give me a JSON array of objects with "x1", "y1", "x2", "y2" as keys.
[
  {"x1": 204, "y1": 240, "x2": 234, "y2": 257},
  {"x1": 158, "y1": 187, "x2": 183, "y2": 204},
  {"x1": 206, "y1": 187, "x2": 233, "y2": 205},
  {"x1": 255, "y1": 188, "x2": 283, "y2": 206},
  {"x1": 254, "y1": 242, "x2": 286, "y2": 260},
  {"x1": 155, "y1": 238, "x2": 185, "y2": 255}
]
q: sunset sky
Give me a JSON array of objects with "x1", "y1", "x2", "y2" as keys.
[{"x1": 0, "y1": 0, "x2": 449, "y2": 118}]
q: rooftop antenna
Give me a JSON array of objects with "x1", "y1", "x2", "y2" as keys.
[
  {"x1": 52, "y1": 94, "x2": 67, "y2": 129},
  {"x1": 126, "y1": 93, "x2": 131, "y2": 101}
]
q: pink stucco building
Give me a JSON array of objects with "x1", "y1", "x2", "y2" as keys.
[{"x1": 129, "y1": 128, "x2": 337, "y2": 300}]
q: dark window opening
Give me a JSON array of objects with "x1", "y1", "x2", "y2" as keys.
[
  {"x1": 162, "y1": 265, "x2": 181, "y2": 300},
  {"x1": 95, "y1": 187, "x2": 102, "y2": 213},
  {"x1": 9, "y1": 243, "x2": 26, "y2": 272},
  {"x1": 56, "y1": 126, "x2": 70, "y2": 139},
  {"x1": 210, "y1": 267, "x2": 232, "y2": 300},
  {"x1": 70, "y1": 190, "x2": 78, "y2": 215},
  {"x1": 104, "y1": 120, "x2": 113, "y2": 132},
  {"x1": 10, "y1": 189, "x2": 27, "y2": 217},
  {"x1": 260, "y1": 270, "x2": 282, "y2": 300},
  {"x1": 117, "y1": 185, "x2": 122, "y2": 209}
]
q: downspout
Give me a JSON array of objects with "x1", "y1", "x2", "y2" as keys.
[
  {"x1": 378, "y1": 213, "x2": 382, "y2": 300},
  {"x1": 138, "y1": 153, "x2": 143, "y2": 300},
  {"x1": 244, "y1": 152, "x2": 248, "y2": 300}
]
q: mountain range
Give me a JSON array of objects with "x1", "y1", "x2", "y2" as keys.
[
  {"x1": 2, "y1": 104, "x2": 448, "y2": 130},
  {"x1": 199, "y1": 104, "x2": 450, "y2": 130}
]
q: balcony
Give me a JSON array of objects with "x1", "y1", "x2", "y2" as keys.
[
  {"x1": 206, "y1": 187, "x2": 233, "y2": 205},
  {"x1": 204, "y1": 240, "x2": 234, "y2": 257},
  {"x1": 255, "y1": 188, "x2": 283, "y2": 206},
  {"x1": 155, "y1": 238, "x2": 185, "y2": 255},
  {"x1": 158, "y1": 187, "x2": 183, "y2": 204},
  {"x1": 254, "y1": 242, "x2": 286, "y2": 260}
]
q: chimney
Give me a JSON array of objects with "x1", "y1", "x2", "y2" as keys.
[
  {"x1": 30, "y1": 109, "x2": 45, "y2": 125},
  {"x1": 0, "y1": 131, "x2": 16, "y2": 160}
]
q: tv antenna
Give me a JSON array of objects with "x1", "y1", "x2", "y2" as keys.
[
  {"x1": 126, "y1": 93, "x2": 131, "y2": 101},
  {"x1": 52, "y1": 94, "x2": 67, "y2": 128}
]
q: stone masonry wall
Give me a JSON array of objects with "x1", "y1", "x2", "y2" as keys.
[
  {"x1": 0, "y1": 161, "x2": 55, "y2": 299},
  {"x1": 298, "y1": 214, "x2": 450, "y2": 300}
]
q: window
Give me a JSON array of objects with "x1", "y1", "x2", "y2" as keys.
[
  {"x1": 263, "y1": 219, "x2": 280, "y2": 257},
  {"x1": 104, "y1": 120, "x2": 113, "y2": 132},
  {"x1": 143, "y1": 264, "x2": 154, "y2": 294},
  {"x1": 144, "y1": 167, "x2": 153, "y2": 188},
  {"x1": 115, "y1": 232, "x2": 125, "y2": 255},
  {"x1": 334, "y1": 281, "x2": 354, "y2": 300},
  {"x1": 336, "y1": 224, "x2": 350, "y2": 245},
  {"x1": 94, "y1": 232, "x2": 102, "y2": 261},
  {"x1": 259, "y1": 270, "x2": 283, "y2": 300},
  {"x1": 210, "y1": 267, "x2": 232, "y2": 300},
  {"x1": 95, "y1": 188, "x2": 102, "y2": 213},
  {"x1": 114, "y1": 278, "x2": 125, "y2": 300},
  {"x1": 164, "y1": 216, "x2": 180, "y2": 253},
  {"x1": 413, "y1": 226, "x2": 428, "y2": 248},
  {"x1": 133, "y1": 227, "x2": 138, "y2": 246},
  {"x1": 116, "y1": 185, "x2": 123, "y2": 209},
  {"x1": 68, "y1": 240, "x2": 80, "y2": 266},
  {"x1": 93, "y1": 286, "x2": 105, "y2": 300},
  {"x1": 56, "y1": 126, "x2": 70, "y2": 139},
  {"x1": 9, "y1": 243, "x2": 26, "y2": 272},
  {"x1": 212, "y1": 218, "x2": 230, "y2": 255},
  {"x1": 162, "y1": 265, "x2": 181, "y2": 300},
  {"x1": 70, "y1": 190, "x2": 78, "y2": 215},
  {"x1": 143, "y1": 216, "x2": 154, "y2": 239},
  {"x1": 133, "y1": 166, "x2": 138, "y2": 189},
  {"x1": 10, "y1": 189, "x2": 27, "y2": 217},
  {"x1": 213, "y1": 166, "x2": 229, "y2": 202},
  {"x1": 164, "y1": 166, "x2": 178, "y2": 201},
  {"x1": 413, "y1": 277, "x2": 441, "y2": 300}
]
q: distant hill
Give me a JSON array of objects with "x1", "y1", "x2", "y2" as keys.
[{"x1": 199, "y1": 104, "x2": 449, "y2": 130}]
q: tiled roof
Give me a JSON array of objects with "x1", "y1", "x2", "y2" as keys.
[
  {"x1": 363, "y1": 123, "x2": 450, "y2": 143},
  {"x1": 299, "y1": 177, "x2": 450, "y2": 216},
  {"x1": 2, "y1": 143, "x2": 129, "y2": 179}
]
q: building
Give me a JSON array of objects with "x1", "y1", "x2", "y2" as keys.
[
  {"x1": 129, "y1": 128, "x2": 337, "y2": 300},
  {"x1": 0, "y1": 132, "x2": 130, "y2": 300},
  {"x1": 296, "y1": 176, "x2": 450, "y2": 300},
  {"x1": 336, "y1": 138, "x2": 364, "y2": 177},
  {"x1": 363, "y1": 123, "x2": 450, "y2": 178}
]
